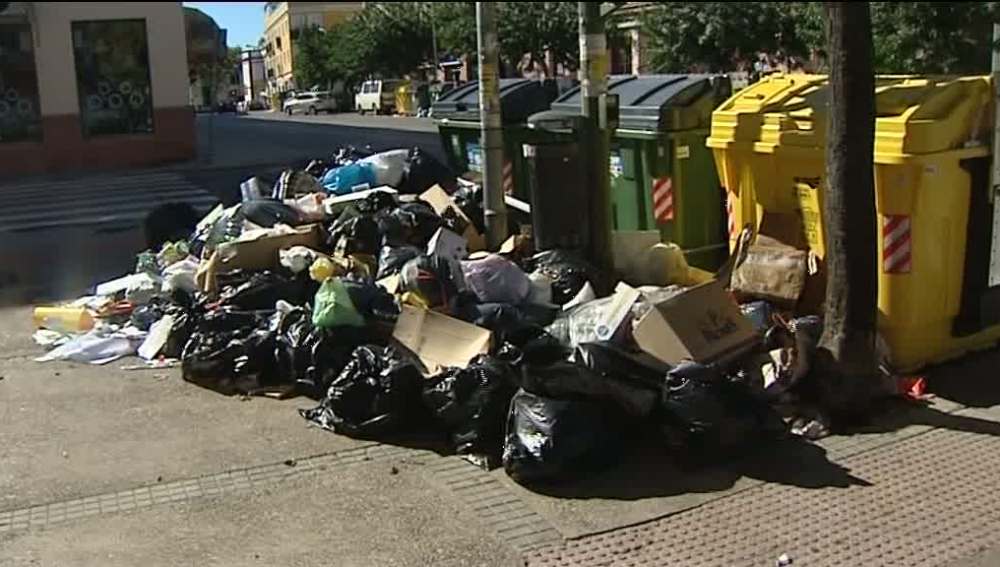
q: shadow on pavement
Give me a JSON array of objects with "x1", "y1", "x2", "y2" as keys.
[
  {"x1": 926, "y1": 346, "x2": 1000, "y2": 408},
  {"x1": 520, "y1": 433, "x2": 870, "y2": 502}
]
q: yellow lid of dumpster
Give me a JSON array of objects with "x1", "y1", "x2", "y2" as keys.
[{"x1": 707, "y1": 73, "x2": 992, "y2": 157}]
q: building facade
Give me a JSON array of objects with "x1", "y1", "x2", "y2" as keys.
[
  {"x1": 0, "y1": 2, "x2": 194, "y2": 176},
  {"x1": 185, "y1": 6, "x2": 230, "y2": 112},
  {"x1": 239, "y1": 48, "x2": 266, "y2": 108},
  {"x1": 263, "y1": 2, "x2": 364, "y2": 96}
]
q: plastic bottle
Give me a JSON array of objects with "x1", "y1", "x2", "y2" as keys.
[{"x1": 33, "y1": 307, "x2": 94, "y2": 333}]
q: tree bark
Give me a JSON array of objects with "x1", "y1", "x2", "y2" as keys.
[{"x1": 819, "y1": 2, "x2": 878, "y2": 379}]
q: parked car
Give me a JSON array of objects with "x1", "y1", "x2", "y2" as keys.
[
  {"x1": 355, "y1": 79, "x2": 403, "y2": 115},
  {"x1": 283, "y1": 91, "x2": 337, "y2": 115},
  {"x1": 216, "y1": 100, "x2": 238, "y2": 114}
]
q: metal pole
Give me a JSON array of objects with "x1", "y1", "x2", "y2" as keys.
[
  {"x1": 477, "y1": 1, "x2": 508, "y2": 248},
  {"x1": 579, "y1": 2, "x2": 613, "y2": 275},
  {"x1": 430, "y1": 3, "x2": 440, "y2": 82},
  {"x1": 988, "y1": 23, "x2": 1000, "y2": 287}
]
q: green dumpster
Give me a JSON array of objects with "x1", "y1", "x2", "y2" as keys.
[
  {"x1": 432, "y1": 79, "x2": 558, "y2": 201},
  {"x1": 551, "y1": 75, "x2": 731, "y2": 269}
]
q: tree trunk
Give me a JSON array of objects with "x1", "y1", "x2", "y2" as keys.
[{"x1": 819, "y1": 2, "x2": 879, "y2": 379}]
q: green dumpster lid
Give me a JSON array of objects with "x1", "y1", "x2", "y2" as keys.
[
  {"x1": 551, "y1": 74, "x2": 730, "y2": 132},
  {"x1": 432, "y1": 78, "x2": 559, "y2": 124}
]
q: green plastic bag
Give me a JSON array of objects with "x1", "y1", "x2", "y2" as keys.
[{"x1": 312, "y1": 278, "x2": 366, "y2": 329}]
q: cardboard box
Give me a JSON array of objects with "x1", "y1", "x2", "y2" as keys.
[
  {"x1": 633, "y1": 280, "x2": 757, "y2": 366},
  {"x1": 392, "y1": 304, "x2": 491, "y2": 375},
  {"x1": 420, "y1": 185, "x2": 486, "y2": 252},
  {"x1": 217, "y1": 224, "x2": 325, "y2": 272},
  {"x1": 197, "y1": 224, "x2": 326, "y2": 294}
]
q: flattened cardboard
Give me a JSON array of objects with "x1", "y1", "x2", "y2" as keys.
[
  {"x1": 420, "y1": 185, "x2": 486, "y2": 252},
  {"x1": 633, "y1": 280, "x2": 757, "y2": 366},
  {"x1": 392, "y1": 304, "x2": 491, "y2": 376}
]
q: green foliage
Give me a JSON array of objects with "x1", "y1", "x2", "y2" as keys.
[
  {"x1": 869, "y1": 2, "x2": 996, "y2": 74},
  {"x1": 641, "y1": 2, "x2": 815, "y2": 73},
  {"x1": 433, "y1": 2, "x2": 478, "y2": 59},
  {"x1": 641, "y1": 2, "x2": 999, "y2": 75},
  {"x1": 354, "y1": 3, "x2": 433, "y2": 77},
  {"x1": 497, "y1": 2, "x2": 578, "y2": 74},
  {"x1": 293, "y1": 26, "x2": 332, "y2": 89}
]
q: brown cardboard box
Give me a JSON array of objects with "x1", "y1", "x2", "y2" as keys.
[
  {"x1": 633, "y1": 280, "x2": 758, "y2": 366},
  {"x1": 420, "y1": 185, "x2": 487, "y2": 252},
  {"x1": 392, "y1": 304, "x2": 491, "y2": 375},
  {"x1": 197, "y1": 224, "x2": 326, "y2": 294}
]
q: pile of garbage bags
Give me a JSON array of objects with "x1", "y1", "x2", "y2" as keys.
[{"x1": 29, "y1": 147, "x2": 901, "y2": 487}]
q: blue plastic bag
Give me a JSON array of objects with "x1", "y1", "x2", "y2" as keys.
[{"x1": 321, "y1": 162, "x2": 377, "y2": 195}]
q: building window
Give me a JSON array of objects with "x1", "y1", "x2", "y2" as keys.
[
  {"x1": 0, "y1": 22, "x2": 42, "y2": 143},
  {"x1": 72, "y1": 19, "x2": 154, "y2": 137},
  {"x1": 276, "y1": 36, "x2": 283, "y2": 51}
]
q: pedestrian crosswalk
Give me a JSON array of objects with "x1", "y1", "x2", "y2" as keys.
[{"x1": 0, "y1": 172, "x2": 220, "y2": 233}]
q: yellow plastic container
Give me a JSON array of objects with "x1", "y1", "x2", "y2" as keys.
[
  {"x1": 34, "y1": 306, "x2": 94, "y2": 333},
  {"x1": 707, "y1": 74, "x2": 997, "y2": 371},
  {"x1": 395, "y1": 83, "x2": 415, "y2": 116}
]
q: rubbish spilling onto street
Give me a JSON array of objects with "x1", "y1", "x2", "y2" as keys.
[{"x1": 30, "y1": 145, "x2": 910, "y2": 486}]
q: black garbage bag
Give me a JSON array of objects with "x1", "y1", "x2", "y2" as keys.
[
  {"x1": 400, "y1": 254, "x2": 460, "y2": 309},
  {"x1": 217, "y1": 271, "x2": 318, "y2": 310},
  {"x1": 377, "y1": 245, "x2": 421, "y2": 279},
  {"x1": 520, "y1": 330, "x2": 571, "y2": 366},
  {"x1": 297, "y1": 326, "x2": 375, "y2": 398},
  {"x1": 342, "y1": 276, "x2": 400, "y2": 324},
  {"x1": 377, "y1": 201, "x2": 443, "y2": 247},
  {"x1": 520, "y1": 357, "x2": 659, "y2": 419},
  {"x1": 451, "y1": 183, "x2": 486, "y2": 234},
  {"x1": 573, "y1": 341, "x2": 670, "y2": 392},
  {"x1": 181, "y1": 311, "x2": 281, "y2": 396},
  {"x1": 502, "y1": 389, "x2": 625, "y2": 484},
  {"x1": 241, "y1": 199, "x2": 305, "y2": 227},
  {"x1": 470, "y1": 303, "x2": 556, "y2": 348},
  {"x1": 528, "y1": 250, "x2": 601, "y2": 306},
  {"x1": 328, "y1": 215, "x2": 381, "y2": 256},
  {"x1": 158, "y1": 290, "x2": 203, "y2": 359},
  {"x1": 659, "y1": 362, "x2": 786, "y2": 459},
  {"x1": 422, "y1": 351, "x2": 519, "y2": 457},
  {"x1": 299, "y1": 345, "x2": 424, "y2": 437},
  {"x1": 400, "y1": 146, "x2": 457, "y2": 194},
  {"x1": 274, "y1": 307, "x2": 315, "y2": 385},
  {"x1": 355, "y1": 190, "x2": 398, "y2": 216}
]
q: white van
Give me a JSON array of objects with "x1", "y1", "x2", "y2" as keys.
[{"x1": 355, "y1": 79, "x2": 402, "y2": 115}]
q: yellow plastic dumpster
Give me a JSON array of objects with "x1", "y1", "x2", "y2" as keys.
[
  {"x1": 395, "y1": 82, "x2": 415, "y2": 116},
  {"x1": 706, "y1": 74, "x2": 997, "y2": 371}
]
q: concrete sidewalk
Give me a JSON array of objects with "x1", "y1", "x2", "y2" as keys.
[{"x1": 4, "y1": 297, "x2": 1000, "y2": 566}]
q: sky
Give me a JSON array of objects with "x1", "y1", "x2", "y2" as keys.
[{"x1": 184, "y1": 2, "x2": 265, "y2": 49}]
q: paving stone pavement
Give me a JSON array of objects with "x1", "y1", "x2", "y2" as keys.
[{"x1": 524, "y1": 404, "x2": 1000, "y2": 567}]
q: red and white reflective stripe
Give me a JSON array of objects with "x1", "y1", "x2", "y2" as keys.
[
  {"x1": 882, "y1": 214, "x2": 912, "y2": 274},
  {"x1": 502, "y1": 160, "x2": 514, "y2": 195},
  {"x1": 652, "y1": 177, "x2": 674, "y2": 222},
  {"x1": 725, "y1": 191, "x2": 736, "y2": 238}
]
